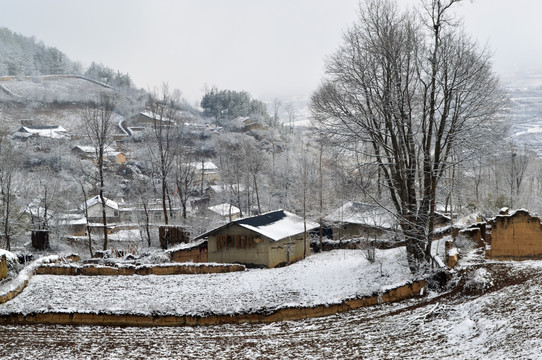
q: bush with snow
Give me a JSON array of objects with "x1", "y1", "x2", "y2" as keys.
[{"x1": 463, "y1": 267, "x2": 493, "y2": 295}]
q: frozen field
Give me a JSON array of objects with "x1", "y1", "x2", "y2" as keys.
[
  {"x1": 1, "y1": 260, "x2": 541, "y2": 359},
  {"x1": 0, "y1": 249, "x2": 413, "y2": 317}
]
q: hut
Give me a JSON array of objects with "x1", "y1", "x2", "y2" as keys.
[{"x1": 197, "y1": 210, "x2": 318, "y2": 268}]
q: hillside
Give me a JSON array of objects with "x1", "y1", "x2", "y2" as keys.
[
  {"x1": 0, "y1": 75, "x2": 112, "y2": 103},
  {"x1": 0, "y1": 75, "x2": 115, "y2": 133},
  {"x1": 0, "y1": 27, "x2": 79, "y2": 77}
]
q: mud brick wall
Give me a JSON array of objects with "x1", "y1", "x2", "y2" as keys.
[
  {"x1": 36, "y1": 263, "x2": 244, "y2": 276},
  {"x1": 0, "y1": 279, "x2": 426, "y2": 327},
  {"x1": 0, "y1": 255, "x2": 7, "y2": 280},
  {"x1": 486, "y1": 210, "x2": 542, "y2": 260},
  {"x1": 170, "y1": 247, "x2": 208, "y2": 263}
]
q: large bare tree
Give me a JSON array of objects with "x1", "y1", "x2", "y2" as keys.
[
  {"x1": 311, "y1": 0, "x2": 506, "y2": 272},
  {"x1": 0, "y1": 137, "x2": 24, "y2": 251},
  {"x1": 146, "y1": 83, "x2": 179, "y2": 226},
  {"x1": 82, "y1": 92, "x2": 117, "y2": 251}
]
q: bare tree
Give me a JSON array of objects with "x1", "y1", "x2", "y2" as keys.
[
  {"x1": 174, "y1": 149, "x2": 197, "y2": 220},
  {"x1": 311, "y1": 0, "x2": 506, "y2": 272},
  {"x1": 81, "y1": 92, "x2": 117, "y2": 251},
  {"x1": 0, "y1": 138, "x2": 24, "y2": 251},
  {"x1": 146, "y1": 83, "x2": 179, "y2": 226},
  {"x1": 217, "y1": 134, "x2": 247, "y2": 217},
  {"x1": 244, "y1": 137, "x2": 266, "y2": 215},
  {"x1": 505, "y1": 145, "x2": 532, "y2": 208}
]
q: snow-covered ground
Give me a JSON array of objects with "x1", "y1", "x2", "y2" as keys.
[
  {"x1": 0, "y1": 249, "x2": 413, "y2": 317},
  {"x1": 2, "y1": 255, "x2": 542, "y2": 359}
]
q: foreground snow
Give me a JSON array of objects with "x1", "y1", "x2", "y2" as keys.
[
  {"x1": 0, "y1": 249, "x2": 413, "y2": 317},
  {"x1": 2, "y1": 257, "x2": 542, "y2": 359}
]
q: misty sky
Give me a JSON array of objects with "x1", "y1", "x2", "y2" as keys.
[{"x1": 0, "y1": 0, "x2": 540, "y2": 105}]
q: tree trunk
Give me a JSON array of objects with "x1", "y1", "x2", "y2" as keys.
[
  {"x1": 253, "y1": 174, "x2": 261, "y2": 215},
  {"x1": 99, "y1": 190, "x2": 109, "y2": 251}
]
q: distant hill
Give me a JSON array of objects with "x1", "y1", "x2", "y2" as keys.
[
  {"x1": 0, "y1": 27, "x2": 80, "y2": 77},
  {"x1": 0, "y1": 27, "x2": 147, "y2": 112}
]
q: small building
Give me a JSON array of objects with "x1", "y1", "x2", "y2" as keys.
[
  {"x1": 130, "y1": 111, "x2": 176, "y2": 127},
  {"x1": 118, "y1": 202, "x2": 182, "y2": 224},
  {"x1": 193, "y1": 161, "x2": 220, "y2": 183},
  {"x1": 208, "y1": 203, "x2": 241, "y2": 220},
  {"x1": 197, "y1": 209, "x2": 318, "y2": 268},
  {"x1": 485, "y1": 209, "x2": 542, "y2": 260},
  {"x1": 54, "y1": 214, "x2": 88, "y2": 236},
  {"x1": 324, "y1": 201, "x2": 398, "y2": 241},
  {"x1": 82, "y1": 196, "x2": 120, "y2": 224},
  {"x1": 12, "y1": 125, "x2": 67, "y2": 139},
  {"x1": 71, "y1": 145, "x2": 126, "y2": 164}
]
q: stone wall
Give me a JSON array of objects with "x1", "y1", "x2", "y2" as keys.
[
  {"x1": 0, "y1": 279, "x2": 425, "y2": 327},
  {"x1": 486, "y1": 210, "x2": 542, "y2": 260}
]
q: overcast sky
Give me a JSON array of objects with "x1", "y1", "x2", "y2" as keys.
[{"x1": 0, "y1": 0, "x2": 539, "y2": 105}]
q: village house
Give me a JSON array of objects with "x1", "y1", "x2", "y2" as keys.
[
  {"x1": 12, "y1": 125, "x2": 68, "y2": 139},
  {"x1": 324, "y1": 201, "x2": 399, "y2": 241},
  {"x1": 197, "y1": 209, "x2": 318, "y2": 268},
  {"x1": 129, "y1": 110, "x2": 176, "y2": 127},
  {"x1": 207, "y1": 203, "x2": 241, "y2": 221},
  {"x1": 192, "y1": 161, "x2": 220, "y2": 183},
  {"x1": 118, "y1": 202, "x2": 182, "y2": 224},
  {"x1": 82, "y1": 196, "x2": 120, "y2": 224},
  {"x1": 71, "y1": 145, "x2": 126, "y2": 164},
  {"x1": 53, "y1": 213, "x2": 88, "y2": 237},
  {"x1": 484, "y1": 209, "x2": 542, "y2": 260}
]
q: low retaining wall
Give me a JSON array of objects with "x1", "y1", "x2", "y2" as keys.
[
  {"x1": 0, "y1": 256, "x2": 61, "y2": 305},
  {"x1": 35, "y1": 263, "x2": 245, "y2": 276},
  {"x1": 0, "y1": 279, "x2": 425, "y2": 327}
]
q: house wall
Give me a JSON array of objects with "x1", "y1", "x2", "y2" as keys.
[
  {"x1": 208, "y1": 225, "x2": 269, "y2": 267},
  {"x1": 486, "y1": 210, "x2": 542, "y2": 259},
  {"x1": 109, "y1": 153, "x2": 126, "y2": 164},
  {"x1": 207, "y1": 224, "x2": 309, "y2": 268},
  {"x1": 170, "y1": 246, "x2": 208, "y2": 263},
  {"x1": 267, "y1": 234, "x2": 307, "y2": 268},
  {"x1": 87, "y1": 204, "x2": 118, "y2": 222}
]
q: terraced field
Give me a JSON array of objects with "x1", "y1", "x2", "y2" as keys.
[{"x1": 1, "y1": 261, "x2": 541, "y2": 359}]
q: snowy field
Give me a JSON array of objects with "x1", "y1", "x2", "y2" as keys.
[
  {"x1": 1, "y1": 258, "x2": 542, "y2": 359},
  {"x1": 0, "y1": 249, "x2": 414, "y2": 317}
]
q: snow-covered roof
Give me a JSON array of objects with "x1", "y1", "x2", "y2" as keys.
[
  {"x1": 198, "y1": 209, "x2": 319, "y2": 242},
  {"x1": 52, "y1": 213, "x2": 87, "y2": 226},
  {"x1": 166, "y1": 239, "x2": 207, "y2": 253},
  {"x1": 139, "y1": 110, "x2": 175, "y2": 123},
  {"x1": 13, "y1": 125, "x2": 67, "y2": 139},
  {"x1": 208, "y1": 203, "x2": 241, "y2": 217},
  {"x1": 72, "y1": 145, "x2": 120, "y2": 155},
  {"x1": 193, "y1": 161, "x2": 218, "y2": 171},
  {"x1": 324, "y1": 201, "x2": 397, "y2": 230},
  {"x1": 209, "y1": 183, "x2": 245, "y2": 193},
  {"x1": 0, "y1": 249, "x2": 18, "y2": 263},
  {"x1": 82, "y1": 195, "x2": 119, "y2": 211}
]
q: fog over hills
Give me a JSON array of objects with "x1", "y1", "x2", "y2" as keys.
[{"x1": 3, "y1": 26, "x2": 542, "y2": 154}]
